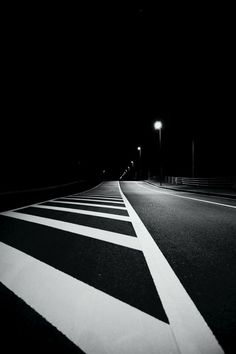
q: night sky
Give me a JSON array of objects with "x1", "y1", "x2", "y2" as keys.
[{"x1": 1, "y1": 4, "x2": 235, "y2": 189}]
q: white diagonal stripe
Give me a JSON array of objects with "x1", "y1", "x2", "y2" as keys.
[
  {"x1": 0, "y1": 242, "x2": 179, "y2": 354},
  {"x1": 72, "y1": 195, "x2": 123, "y2": 201},
  {"x1": 1, "y1": 211, "x2": 140, "y2": 251},
  {"x1": 33, "y1": 204, "x2": 130, "y2": 222},
  {"x1": 49, "y1": 200, "x2": 126, "y2": 210},
  {"x1": 119, "y1": 182, "x2": 224, "y2": 354},
  {"x1": 61, "y1": 197, "x2": 124, "y2": 205}
]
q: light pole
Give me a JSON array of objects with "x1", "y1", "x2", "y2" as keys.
[
  {"x1": 137, "y1": 146, "x2": 142, "y2": 179},
  {"x1": 154, "y1": 121, "x2": 163, "y2": 186},
  {"x1": 137, "y1": 146, "x2": 141, "y2": 158}
]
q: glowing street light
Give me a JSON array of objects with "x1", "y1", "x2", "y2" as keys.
[
  {"x1": 154, "y1": 120, "x2": 163, "y2": 186},
  {"x1": 137, "y1": 146, "x2": 142, "y2": 179},
  {"x1": 154, "y1": 121, "x2": 162, "y2": 130}
]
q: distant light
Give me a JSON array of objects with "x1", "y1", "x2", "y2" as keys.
[
  {"x1": 137, "y1": 146, "x2": 141, "y2": 150},
  {"x1": 154, "y1": 121, "x2": 162, "y2": 130}
]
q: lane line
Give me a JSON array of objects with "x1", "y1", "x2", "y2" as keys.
[
  {"x1": 146, "y1": 182, "x2": 236, "y2": 201},
  {"x1": 47, "y1": 200, "x2": 126, "y2": 210},
  {"x1": 60, "y1": 197, "x2": 125, "y2": 205},
  {"x1": 119, "y1": 182, "x2": 224, "y2": 354},
  {"x1": 1, "y1": 211, "x2": 140, "y2": 250},
  {"x1": 0, "y1": 242, "x2": 179, "y2": 354},
  {"x1": 141, "y1": 182, "x2": 236, "y2": 209},
  {"x1": 33, "y1": 204, "x2": 131, "y2": 222}
]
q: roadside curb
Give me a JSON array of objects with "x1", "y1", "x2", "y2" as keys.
[{"x1": 145, "y1": 181, "x2": 236, "y2": 199}]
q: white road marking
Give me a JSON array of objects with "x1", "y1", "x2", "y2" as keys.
[
  {"x1": 141, "y1": 182, "x2": 236, "y2": 209},
  {"x1": 1, "y1": 211, "x2": 140, "y2": 251},
  {"x1": 119, "y1": 182, "x2": 224, "y2": 354},
  {"x1": 46, "y1": 200, "x2": 126, "y2": 210},
  {"x1": 0, "y1": 242, "x2": 179, "y2": 354},
  {"x1": 77, "y1": 194, "x2": 123, "y2": 200},
  {"x1": 60, "y1": 197, "x2": 124, "y2": 205},
  {"x1": 33, "y1": 204, "x2": 130, "y2": 222}
]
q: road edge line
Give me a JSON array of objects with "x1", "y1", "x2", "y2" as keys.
[
  {"x1": 141, "y1": 182, "x2": 236, "y2": 209},
  {"x1": 118, "y1": 181, "x2": 224, "y2": 354}
]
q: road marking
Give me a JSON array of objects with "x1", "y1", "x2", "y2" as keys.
[
  {"x1": 47, "y1": 200, "x2": 126, "y2": 210},
  {"x1": 0, "y1": 242, "x2": 179, "y2": 354},
  {"x1": 60, "y1": 197, "x2": 125, "y2": 205},
  {"x1": 1, "y1": 211, "x2": 140, "y2": 250},
  {"x1": 119, "y1": 182, "x2": 224, "y2": 354},
  {"x1": 78, "y1": 195, "x2": 123, "y2": 200},
  {"x1": 33, "y1": 204, "x2": 130, "y2": 222},
  {"x1": 77, "y1": 192, "x2": 122, "y2": 199},
  {"x1": 146, "y1": 182, "x2": 236, "y2": 201},
  {"x1": 141, "y1": 182, "x2": 236, "y2": 210}
]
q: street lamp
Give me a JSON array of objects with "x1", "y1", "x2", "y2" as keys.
[
  {"x1": 137, "y1": 146, "x2": 142, "y2": 179},
  {"x1": 137, "y1": 146, "x2": 141, "y2": 156},
  {"x1": 154, "y1": 121, "x2": 163, "y2": 186}
]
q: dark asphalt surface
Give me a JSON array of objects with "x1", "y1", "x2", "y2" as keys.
[
  {"x1": 121, "y1": 181, "x2": 236, "y2": 354},
  {"x1": 1, "y1": 180, "x2": 235, "y2": 353},
  {"x1": 0, "y1": 181, "x2": 167, "y2": 353}
]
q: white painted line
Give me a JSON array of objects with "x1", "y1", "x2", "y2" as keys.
[
  {"x1": 146, "y1": 182, "x2": 236, "y2": 201},
  {"x1": 141, "y1": 182, "x2": 236, "y2": 209},
  {"x1": 1, "y1": 211, "x2": 140, "y2": 251},
  {"x1": 74, "y1": 194, "x2": 123, "y2": 200},
  {"x1": 60, "y1": 197, "x2": 125, "y2": 205},
  {"x1": 0, "y1": 242, "x2": 179, "y2": 354},
  {"x1": 119, "y1": 182, "x2": 224, "y2": 354},
  {"x1": 33, "y1": 204, "x2": 131, "y2": 222},
  {"x1": 48, "y1": 200, "x2": 126, "y2": 210}
]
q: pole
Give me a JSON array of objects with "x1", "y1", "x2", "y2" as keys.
[
  {"x1": 159, "y1": 128, "x2": 162, "y2": 186},
  {"x1": 139, "y1": 147, "x2": 142, "y2": 180}
]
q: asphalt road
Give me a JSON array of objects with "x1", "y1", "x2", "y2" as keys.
[
  {"x1": 0, "y1": 181, "x2": 235, "y2": 353},
  {"x1": 121, "y1": 181, "x2": 236, "y2": 354}
]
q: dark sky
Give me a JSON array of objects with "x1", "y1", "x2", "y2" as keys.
[{"x1": 2, "y1": 4, "x2": 235, "y2": 187}]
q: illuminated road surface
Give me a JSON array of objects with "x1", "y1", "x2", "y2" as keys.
[{"x1": 1, "y1": 181, "x2": 235, "y2": 353}]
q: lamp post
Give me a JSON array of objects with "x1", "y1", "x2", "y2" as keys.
[
  {"x1": 154, "y1": 121, "x2": 163, "y2": 186},
  {"x1": 137, "y1": 146, "x2": 141, "y2": 158},
  {"x1": 137, "y1": 146, "x2": 142, "y2": 179}
]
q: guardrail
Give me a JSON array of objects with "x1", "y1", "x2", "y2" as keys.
[{"x1": 165, "y1": 176, "x2": 235, "y2": 188}]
